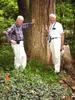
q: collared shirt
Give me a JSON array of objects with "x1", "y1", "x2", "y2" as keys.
[
  {"x1": 6, "y1": 22, "x2": 32, "y2": 41},
  {"x1": 49, "y1": 22, "x2": 64, "y2": 38}
]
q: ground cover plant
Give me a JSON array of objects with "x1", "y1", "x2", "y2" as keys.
[{"x1": 0, "y1": 44, "x2": 72, "y2": 100}]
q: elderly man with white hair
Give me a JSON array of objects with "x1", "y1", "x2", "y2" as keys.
[
  {"x1": 4, "y1": 15, "x2": 35, "y2": 69},
  {"x1": 46, "y1": 13, "x2": 64, "y2": 73}
]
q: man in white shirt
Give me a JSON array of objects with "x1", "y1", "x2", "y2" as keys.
[{"x1": 46, "y1": 13, "x2": 64, "y2": 73}]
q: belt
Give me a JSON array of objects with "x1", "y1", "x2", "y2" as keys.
[
  {"x1": 51, "y1": 37, "x2": 58, "y2": 39},
  {"x1": 16, "y1": 40, "x2": 23, "y2": 44},
  {"x1": 48, "y1": 37, "x2": 58, "y2": 43}
]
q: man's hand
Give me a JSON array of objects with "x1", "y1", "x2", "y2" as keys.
[
  {"x1": 32, "y1": 18, "x2": 35, "y2": 24},
  {"x1": 3, "y1": 31, "x2": 8, "y2": 34},
  {"x1": 45, "y1": 25, "x2": 49, "y2": 32},
  {"x1": 60, "y1": 45, "x2": 64, "y2": 51},
  {"x1": 11, "y1": 40, "x2": 16, "y2": 45}
]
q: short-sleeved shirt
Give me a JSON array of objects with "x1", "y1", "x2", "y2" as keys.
[
  {"x1": 6, "y1": 23, "x2": 32, "y2": 41},
  {"x1": 49, "y1": 22, "x2": 64, "y2": 38}
]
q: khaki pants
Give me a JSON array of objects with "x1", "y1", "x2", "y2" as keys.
[
  {"x1": 11, "y1": 41, "x2": 27, "y2": 69},
  {"x1": 49, "y1": 38, "x2": 61, "y2": 73}
]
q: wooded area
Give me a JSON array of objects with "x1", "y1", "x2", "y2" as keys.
[
  {"x1": 0, "y1": 0, "x2": 75, "y2": 99},
  {"x1": 0, "y1": 0, "x2": 75, "y2": 75},
  {"x1": 17, "y1": 0, "x2": 75, "y2": 63},
  {"x1": 0, "y1": 0, "x2": 75, "y2": 73},
  {"x1": 17, "y1": 0, "x2": 56, "y2": 62},
  {"x1": 0, "y1": 0, "x2": 75, "y2": 61}
]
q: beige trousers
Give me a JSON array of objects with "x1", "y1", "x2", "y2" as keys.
[
  {"x1": 11, "y1": 41, "x2": 27, "y2": 69},
  {"x1": 49, "y1": 38, "x2": 61, "y2": 73}
]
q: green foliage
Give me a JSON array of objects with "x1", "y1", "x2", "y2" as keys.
[
  {"x1": 56, "y1": 1, "x2": 75, "y2": 58},
  {"x1": 0, "y1": 69, "x2": 72, "y2": 100},
  {"x1": 26, "y1": 59, "x2": 58, "y2": 83},
  {"x1": 0, "y1": 0, "x2": 18, "y2": 46},
  {"x1": 0, "y1": 44, "x2": 14, "y2": 70},
  {"x1": 56, "y1": 2, "x2": 74, "y2": 29},
  {"x1": 0, "y1": 0, "x2": 18, "y2": 32},
  {"x1": 69, "y1": 37, "x2": 75, "y2": 59},
  {"x1": 0, "y1": 44, "x2": 72, "y2": 99},
  {"x1": 0, "y1": 18, "x2": 15, "y2": 32},
  {"x1": 0, "y1": 0, "x2": 18, "y2": 19}
]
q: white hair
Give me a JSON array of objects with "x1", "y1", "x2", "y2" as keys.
[
  {"x1": 49, "y1": 13, "x2": 56, "y2": 19},
  {"x1": 17, "y1": 15, "x2": 24, "y2": 21}
]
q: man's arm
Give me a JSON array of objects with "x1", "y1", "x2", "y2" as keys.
[
  {"x1": 45, "y1": 25, "x2": 49, "y2": 33},
  {"x1": 59, "y1": 23, "x2": 64, "y2": 50},
  {"x1": 61, "y1": 32, "x2": 64, "y2": 50},
  {"x1": 3, "y1": 25, "x2": 15, "y2": 43},
  {"x1": 22, "y1": 19, "x2": 35, "y2": 29},
  {"x1": 22, "y1": 23, "x2": 32, "y2": 29}
]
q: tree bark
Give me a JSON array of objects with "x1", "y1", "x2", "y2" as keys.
[
  {"x1": 17, "y1": 0, "x2": 30, "y2": 18},
  {"x1": 28, "y1": 0, "x2": 55, "y2": 63},
  {"x1": 61, "y1": 45, "x2": 75, "y2": 78},
  {"x1": 17, "y1": 0, "x2": 56, "y2": 63}
]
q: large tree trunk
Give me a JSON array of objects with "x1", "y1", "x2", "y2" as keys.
[
  {"x1": 17, "y1": 0, "x2": 56, "y2": 63},
  {"x1": 28, "y1": 0, "x2": 56, "y2": 63},
  {"x1": 17, "y1": 0, "x2": 30, "y2": 18}
]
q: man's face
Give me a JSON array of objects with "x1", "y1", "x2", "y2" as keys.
[
  {"x1": 49, "y1": 17, "x2": 56, "y2": 24},
  {"x1": 16, "y1": 18, "x2": 24, "y2": 25}
]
